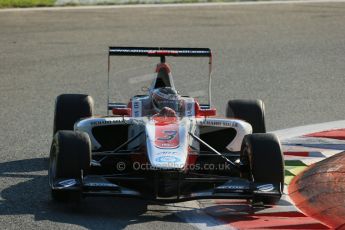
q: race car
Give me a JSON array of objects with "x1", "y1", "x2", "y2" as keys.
[{"x1": 48, "y1": 47, "x2": 284, "y2": 204}]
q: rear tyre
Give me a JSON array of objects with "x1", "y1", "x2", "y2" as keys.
[
  {"x1": 240, "y1": 133, "x2": 284, "y2": 204},
  {"x1": 49, "y1": 130, "x2": 91, "y2": 202},
  {"x1": 53, "y1": 94, "x2": 94, "y2": 135},
  {"x1": 226, "y1": 99, "x2": 266, "y2": 133}
]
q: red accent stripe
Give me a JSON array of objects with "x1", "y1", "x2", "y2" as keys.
[
  {"x1": 217, "y1": 212, "x2": 328, "y2": 229},
  {"x1": 149, "y1": 50, "x2": 178, "y2": 55},
  {"x1": 305, "y1": 128, "x2": 345, "y2": 140},
  {"x1": 284, "y1": 151, "x2": 310, "y2": 157}
]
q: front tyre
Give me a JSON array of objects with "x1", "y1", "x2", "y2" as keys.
[
  {"x1": 53, "y1": 94, "x2": 94, "y2": 135},
  {"x1": 49, "y1": 130, "x2": 91, "y2": 202},
  {"x1": 226, "y1": 99, "x2": 266, "y2": 133},
  {"x1": 240, "y1": 133, "x2": 284, "y2": 204}
]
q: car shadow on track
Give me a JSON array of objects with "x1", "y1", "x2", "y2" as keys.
[
  {"x1": 0, "y1": 158, "x2": 192, "y2": 229},
  {"x1": 0, "y1": 158, "x2": 286, "y2": 229}
]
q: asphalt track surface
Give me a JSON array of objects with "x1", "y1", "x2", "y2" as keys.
[{"x1": 1, "y1": 2, "x2": 345, "y2": 230}]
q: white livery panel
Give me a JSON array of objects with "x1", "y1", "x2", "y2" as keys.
[{"x1": 74, "y1": 116, "x2": 252, "y2": 168}]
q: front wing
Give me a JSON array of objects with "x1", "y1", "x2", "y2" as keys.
[{"x1": 51, "y1": 175, "x2": 282, "y2": 202}]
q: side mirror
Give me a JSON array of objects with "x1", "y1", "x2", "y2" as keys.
[
  {"x1": 197, "y1": 108, "x2": 217, "y2": 117},
  {"x1": 112, "y1": 108, "x2": 131, "y2": 116},
  {"x1": 195, "y1": 102, "x2": 216, "y2": 117}
]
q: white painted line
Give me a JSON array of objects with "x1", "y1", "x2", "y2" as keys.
[
  {"x1": 176, "y1": 209, "x2": 234, "y2": 230},
  {"x1": 166, "y1": 200, "x2": 234, "y2": 230},
  {"x1": 1, "y1": 0, "x2": 345, "y2": 12},
  {"x1": 271, "y1": 120, "x2": 345, "y2": 140}
]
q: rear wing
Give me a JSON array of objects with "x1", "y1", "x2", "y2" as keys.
[
  {"x1": 107, "y1": 47, "x2": 213, "y2": 114},
  {"x1": 109, "y1": 47, "x2": 211, "y2": 57}
]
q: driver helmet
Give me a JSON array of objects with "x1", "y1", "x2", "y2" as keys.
[{"x1": 151, "y1": 87, "x2": 182, "y2": 113}]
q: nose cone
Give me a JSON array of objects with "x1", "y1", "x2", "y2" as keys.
[{"x1": 145, "y1": 118, "x2": 190, "y2": 170}]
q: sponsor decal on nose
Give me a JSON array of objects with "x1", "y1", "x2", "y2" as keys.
[
  {"x1": 155, "y1": 124, "x2": 180, "y2": 148},
  {"x1": 257, "y1": 184, "x2": 274, "y2": 192},
  {"x1": 155, "y1": 156, "x2": 181, "y2": 163},
  {"x1": 58, "y1": 179, "x2": 77, "y2": 188}
]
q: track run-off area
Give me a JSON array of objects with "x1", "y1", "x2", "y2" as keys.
[{"x1": 1, "y1": 1, "x2": 345, "y2": 229}]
